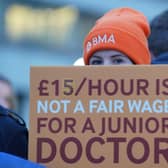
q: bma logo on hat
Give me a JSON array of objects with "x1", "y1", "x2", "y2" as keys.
[
  {"x1": 86, "y1": 34, "x2": 115, "y2": 53},
  {"x1": 86, "y1": 41, "x2": 92, "y2": 52}
]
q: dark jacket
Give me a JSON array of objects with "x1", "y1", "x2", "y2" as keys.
[
  {"x1": 152, "y1": 52, "x2": 168, "y2": 64},
  {"x1": 0, "y1": 105, "x2": 28, "y2": 159}
]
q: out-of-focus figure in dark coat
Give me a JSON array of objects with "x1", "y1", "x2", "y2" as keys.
[
  {"x1": 148, "y1": 10, "x2": 168, "y2": 64},
  {"x1": 0, "y1": 105, "x2": 28, "y2": 159},
  {"x1": 0, "y1": 75, "x2": 28, "y2": 159}
]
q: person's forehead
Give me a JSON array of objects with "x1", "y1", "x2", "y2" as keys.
[{"x1": 92, "y1": 50, "x2": 126, "y2": 58}]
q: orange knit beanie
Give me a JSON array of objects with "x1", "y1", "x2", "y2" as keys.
[{"x1": 83, "y1": 8, "x2": 151, "y2": 65}]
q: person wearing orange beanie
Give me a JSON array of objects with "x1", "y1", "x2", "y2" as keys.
[{"x1": 83, "y1": 7, "x2": 151, "y2": 65}]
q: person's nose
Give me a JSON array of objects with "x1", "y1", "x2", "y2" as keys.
[{"x1": 103, "y1": 58, "x2": 114, "y2": 65}]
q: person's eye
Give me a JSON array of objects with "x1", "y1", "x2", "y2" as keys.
[
  {"x1": 91, "y1": 60, "x2": 103, "y2": 65},
  {"x1": 113, "y1": 58, "x2": 124, "y2": 64}
]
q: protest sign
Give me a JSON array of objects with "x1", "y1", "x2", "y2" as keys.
[{"x1": 29, "y1": 66, "x2": 168, "y2": 168}]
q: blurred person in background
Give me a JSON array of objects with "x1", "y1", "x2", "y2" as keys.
[
  {"x1": 0, "y1": 75, "x2": 28, "y2": 159},
  {"x1": 0, "y1": 75, "x2": 16, "y2": 110},
  {"x1": 148, "y1": 9, "x2": 168, "y2": 64},
  {"x1": 83, "y1": 7, "x2": 151, "y2": 65}
]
